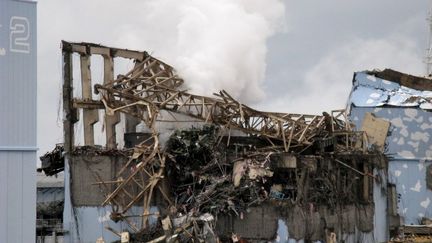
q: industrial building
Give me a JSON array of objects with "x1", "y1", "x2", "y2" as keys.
[
  {"x1": 348, "y1": 69, "x2": 432, "y2": 241},
  {"x1": 38, "y1": 41, "x2": 432, "y2": 242},
  {"x1": 1, "y1": 0, "x2": 431, "y2": 242},
  {"x1": 0, "y1": 0, "x2": 37, "y2": 242}
]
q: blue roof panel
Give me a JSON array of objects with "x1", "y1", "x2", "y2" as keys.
[{"x1": 350, "y1": 71, "x2": 432, "y2": 110}]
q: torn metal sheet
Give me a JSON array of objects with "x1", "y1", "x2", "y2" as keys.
[{"x1": 350, "y1": 71, "x2": 432, "y2": 110}]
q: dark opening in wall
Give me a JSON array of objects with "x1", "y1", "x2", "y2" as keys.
[{"x1": 426, "y1": 164, "x2": 432, "y2": 191}]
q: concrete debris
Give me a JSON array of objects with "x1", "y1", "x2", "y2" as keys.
[
  {"x1": 390, "y1": 225, "x2": 432, "y2": 242},
  {"x1": 121, "y1": 232, "x2": 130, "y2": 243}
]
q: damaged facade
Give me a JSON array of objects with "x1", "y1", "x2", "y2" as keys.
[
  {"x1": 42, "y1": 41, "x2": 432, "y2": 242},
  {"x1": 348, "y1": 69, "x2": 432, "y2": 241}
]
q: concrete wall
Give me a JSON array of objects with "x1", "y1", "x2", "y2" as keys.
[
  {"x1": 70, "y1": 155, "x2": 127, "y2": 206},
  {"x1": 0, "y1": 0, "x2": 37, "y2": 242},
  {"x1": 63, "y1": 155, "x2": 156, "y2": 242}
]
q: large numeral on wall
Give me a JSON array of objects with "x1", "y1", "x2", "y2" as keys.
[{"x1": 10, "y1": 16, "x2": 30, "y2": 54}]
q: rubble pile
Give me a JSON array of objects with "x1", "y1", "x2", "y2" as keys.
[
  {"x1": 57, "y1": 43, "x2": 387, "y2": 242},
  {"x1": 165, "y1": 125, "x2": 271, "y2": 217},
  {"x1": 106, "y1": 122, "x2": 382, "y2": 242}
]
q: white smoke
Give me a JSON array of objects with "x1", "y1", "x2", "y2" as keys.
[
  {"x1": 37, "y1": 0, "x2": 285, "y2": 156},
  {"x1": 116, "y1": 0, "x2": 286, "y2": 103}
]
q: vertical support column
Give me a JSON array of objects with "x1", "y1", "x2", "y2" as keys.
[
  {"x1": 104, "y1": 55, "x2": 120, "y2": 148},
  {"x1": 387, "y1": 184, "x2": 397, "y2": 216},
  {"x1": 80, "y1": 54, "x2": 99, "y2": 145},
  {"x1": 62, "y1": 43, "x2": 74, "y2": 152},
  {"x1": 363, "y1": 163, "x2": 369, "y2": 202},
  {"x1": 62, "y1": 41, "x2": 80, "y2": 243},
  {"x1": 125, "y1": 61, "x2": 143, "y2": 133}
]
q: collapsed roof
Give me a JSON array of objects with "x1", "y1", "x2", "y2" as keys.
[{"x1": 60, "y1": 42, "x2": 388, "y2": 242}]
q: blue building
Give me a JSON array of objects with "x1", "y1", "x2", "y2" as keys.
[
  {"x1": 348, "y1": 69, "x2": 432, "y2": 239},
  {"x1": 0, "y1": 0, "x2": 37, "y2": 242}
]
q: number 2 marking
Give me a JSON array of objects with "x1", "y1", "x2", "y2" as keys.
[{"x1": 10, "y1": 16, "x2": 30, "y2": 54}]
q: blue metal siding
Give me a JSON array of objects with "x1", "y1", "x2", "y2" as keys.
[
  {"x1": 348, "y1": 72, "x2": 432, "y2": 110},
  {"x1": 350, "y1": 107, "x2": 432, "y2": 160},
  {"x1": 0, "y1": 151, "x2": 36, "y2": 243},
  {"x1": 0, "y1": 0, "x2": 37, "y2": 147},
  {"x1": 350, "y1": 102, "x2": 432, "y2": 225},
  {"x1": 389, "y1": 160, "x2": 432, "y2": 223},
  {"x1": 0, "y1": 0, "x2": 37, "y2": 242}
]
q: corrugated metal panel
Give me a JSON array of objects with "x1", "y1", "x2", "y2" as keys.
[
  {"x1": 0, "y1": 1, "x2": 37, "y2": 242},
  {"x1": 0, "y1": 0, "x2": 37, "y2": 147},
  {"x1": 0, "y1": 151, "x2": 36, "y2": 243}
]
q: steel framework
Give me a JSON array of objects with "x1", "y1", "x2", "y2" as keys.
[{"x1": 62, "y1": 42, "x2": 365, "y2": 234}]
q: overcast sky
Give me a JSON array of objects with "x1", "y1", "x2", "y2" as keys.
[{"x1": 37, "y1": 0, "x2": 430, "y2": 157}]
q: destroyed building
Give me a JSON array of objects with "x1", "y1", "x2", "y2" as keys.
[
  {"x1": 347, "y1": 69, "x2": 432, "y2": 241},
  {"x1": 40, "y1": 41, "x2": 432, "y2": 242}
]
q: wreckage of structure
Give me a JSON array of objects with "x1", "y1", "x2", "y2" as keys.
[{"x1": 50, "y1": 41, "x2": 396, "y2": 242}]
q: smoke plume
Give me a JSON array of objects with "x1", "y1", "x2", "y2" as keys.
[{"x1": 117, "y1": 0, "x2": 286, "y2": 103}]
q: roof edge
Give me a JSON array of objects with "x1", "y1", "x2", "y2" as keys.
[{"x1": 366, "y1": 69, "x2": 432, "y2": 91}]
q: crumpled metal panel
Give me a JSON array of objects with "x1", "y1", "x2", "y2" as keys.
[{"x1": 350, "y1": 72, "x2": 432, "y2": 110}]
